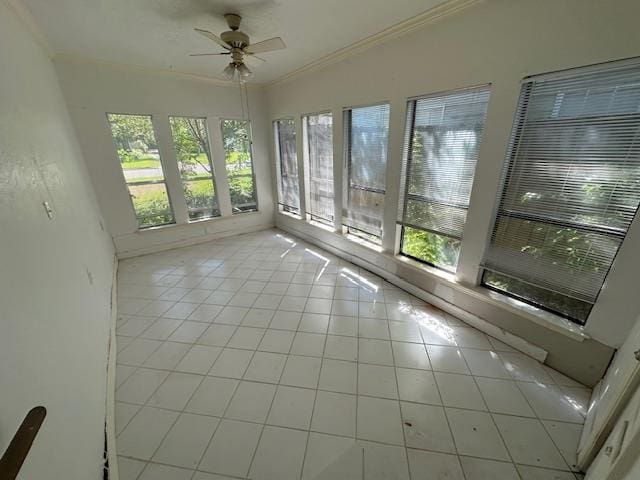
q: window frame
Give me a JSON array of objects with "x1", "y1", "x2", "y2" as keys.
[
  {"x1": 302, "y1": 110, "x2": 334, "y2": 227},
  {"x1": 342, "y1": 101, "x2": 391, "y2": 244},
  {"x1": 168, "y1": 115, "x2": 221, "y2": 222},
  {"x1": 273, "y1": 117, "x2": 301, "y2": 216},
  {"x1": 106, "y1": 112, "x2": 176, "y2": 229},
  {"x1": 220, "y1": 117, "x2": 259, "y2": 214}
]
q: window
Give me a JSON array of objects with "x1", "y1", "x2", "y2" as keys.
[
  {"x1": 274, "y1": 118, "x2": 300, "y2": 215},
  {"x1": 169, "y1": 116, "x2": 220, "y2": 221},
  {"x1": 107, "y1": 113, "x2": 174, "y2": 228},
  {"x1": 482, "y1": 61, "x2": 640, "y2": 324},
  {"x1": 304, "y1": 112, "x2": 334, "y2": 225},
  {"x1": 221, "y1": 119, "x2": 258, "y2": 213},
  {"x1": 343, "y1": 103, "x2": 390, "y2": 243},
  {"x1": 398, "y1": 86, "x2": 490, "y2": 271}
]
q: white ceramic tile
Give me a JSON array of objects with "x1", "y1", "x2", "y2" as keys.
[
  {"x1": 226, "y1": 380, "x2": 276, "y2": 423},
  {"x1": 305, "y1": 297, "x2": 333, "y2": 314},
  {"x1": 167, "y1": 321, "x2": 208, "y2": 343},
  {"x1": 392, "y1": 342, "x2": 431, "y2": 370},
  {"x1": 328, "y1": 315, "x2": 357, "y2": 336},
  {"x1": 254, "y1": 293, "x2": 284, "y2": 310},
  {"x1": 164, "y1": 301, "x2": 199, "y2": 320},
  {"x1": 243, "y1": 351, "x2": 286, "y2": 383},
  {"x1": 459, "y1": 457, "x2": 520, "y2": 480},
  {"x1": 419, "y1": 320, "x2": 458, "y2": 347},
  {"x1": 318, "y1": 358, "x2": 357, "y2": 394},
  {"x1": 388, "y1": 321, "x2": 422, "y2": 343},
  {"x1": 262, "y1": 283, "x2": 289, "y2": 295},
  {"x1": 324, "y1": 335, "x2": 358, "y2": 361},
  {"x1": 462, "y1": 348, "x2": 511, "y2": 379},
  {"x1": 142, "y1": 341, "x2": 191, "y2": 370},
  {"x1": 493, "y1": 414, "x2": 567, "y2": 469},
  {"x1": 181, "y1": 288, "x2": 215, "y2": 304},
  {"x1": 407, "y1": 449, "x2": 464, "y2": 480},
  {"x1": 311, "y1": 390, "x2": 356, "y2": 437},
  {"x1": 309, "y1": 286, "x2": 335, "y2": 300},
  {"x1": 299, "y1": 312, "x2": 330, "y2": 333},
  {"x1": 209, "y1": 348, "x2": 253, "y2": 378},
  {"x1": 269, "y1": 310, "x2": 302, "y2": 330},
  {"x1": 148, "y1": 372, "x2": 202, "y2": 410},
  {"x1": 175, "y1": 345, "x2": 222, "y2": 374},
  {"x1": 214, "y1": 306, "x2": 249, "y2": 325},
  {"x1": 517, "y1": 465, "x2": 576, "y2": 480},
  {"x1": 302, "y1": 433, "x2": 358, "y2": 480},
  {"x1": 137, "y1": 300, "x2": 175, "y2": 317},
  {"x1": 116, "y1": 368, "x2": 169, "y2": 405},
  {"x1": 226, "y1": 326, "x2": 265, "y2": 349},
  {"x1": 197, "y1": 324, "x2": 236, "y2": 347},
  {"x1": 542, "y1": 420, "x2": 582, "y2": 470},
  {"x1": 115, "y1": 401, "x2": 140, "y2": 435},
  {"x1": 500, "y1": 352, "x2": 555, "y2": 384},
  {"x1": 241, "y1": 308, "x2": 275, "y2": 328},
  {"x1": 228, "y1": 291, "x2": 259, "y2": 307},
  {"x1": 188, "y1": 304, "x2": 223, "y2": 322},
  {"x1": 518, "y1": 382, "x2": 585, "y2": 423},
  {"x1": 426, "y1": 345, "x2": 470, "y2": 374},
  {"x1": 118, "y1": 338, "x2": 162, "y2": 366},
  {"x1": 258, "y1": 329, "x2": 295, "y2": 353},
  {"x1": 153, "y1": 413, "x2": 219, "y2": 468},
  {"x1": 396, "y1": 368, "x2": 441, "y2": 405},
  {"x1": 358, "y1": 338, "x2": 394, "y2": 365},
  {"x1": 475, "y1": 377, "x2": 536, "y2": 417},
  {"x1": 185, "y1": 376, "x2": 238, "y2": 416},
  {"x1": 401, "y1": 402, "x2": 455, "y2": 453},
  {"x1": 290, "y1": 332, "x2": 326, "y2": 357},
  {"x1": 435, "y1": 372, "x2": 487, "y2": 410},
  {"x1": 359, "y1": 441, "x2": 410, "y2": 479},
  {"x1": 138, "y1": 463, "x2": 193, "y2": 480},
  {"x1": 199, "y1": 419, "x2": 262, "y2": 477},
  {"x1": 280, "y1": 355, "x2": 322, "y2": 388},
  {"x1": 286, "y1": 283, "x2": 313, "y2": 297},
  {"x1": 358, "y1": 363, "x2": 398, "y2": 399},
  {"x1": 358, "y1": 318, "x2": 390, "y2": 340},
  {"x1": 331, "y1": 300, "x2": 359, "y2": 317},
  {"x1": 445, "y1": 408, "x2": 510, "y2": 461},
  {"x1": 356, "y1": 396, "x2": 404, "y2": 445},
  {"x1": 117, "y1": 315, "x2": 158, "y2": 337},
  {"x1": 249, "y1": 426, "x2": 308, "y2": 480},
  {"x1": 117, "y1": 457, "x2": 146, "y2": 480},
  {"x1": 117, "y1": 406, "x2": 179, "y2": 460},
  {"x1": 452, "y1": 327, "x2": 493, "y2": 349},
  {"x1": 333, "y1": 286, "x2": 358, "y2": 300},
  {"x1": 116, "y1": 364, "x2": 136, "y2": 388},
  {"x1": 268, "y1": 385, "x2": 316, "y2": 429},
  {"x1": 204, "y1": 290, "x2": 234, "y2": 306},
  {"x1": 140, "y1": 318, "x2": 183, "y2": 340}
]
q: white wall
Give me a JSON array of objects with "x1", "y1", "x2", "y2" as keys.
[
  {"x1": 0, "y1": 1, "x2": 115, "y2": 478},
  {"x1": 265, "y1": 0, "x2": 640, "y2": 384},
  {"x1": 54, "y1": 57, "x2": 275, "y2": 258}
]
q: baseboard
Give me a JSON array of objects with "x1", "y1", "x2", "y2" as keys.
[
  {"x1": 278, "y1": 222, "x2": 548, "y2": 362},
  {"x1": 105, "y1": 255, "x2": 119, "y2": 480},
  {"x1": 115, "y1": 222, "x2": 275, "y2": 259}
]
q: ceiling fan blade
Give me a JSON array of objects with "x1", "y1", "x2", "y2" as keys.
[
  {"x1": 189, "y1": 52, "x2": 231, "y2": 56},
  {"x1": 245, "y1": 37, "x2": 286, "y2": 54},
  {"x1": 243, "y1": 54, "x2": 266, "y2": 66},
  {"x1": 194, "y1": 28, "x2": 230, "y2": 50}
]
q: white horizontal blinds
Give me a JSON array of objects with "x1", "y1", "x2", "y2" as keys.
[
  {"x1": 305, "y1": 113, "x2": 334, "y2": 224},
  {"x1": 344, "y1": 103, "x2": 390, "y2": 238},
  {"x1": 484, "y1": 61, "x2": 640, "y2": 304},
  {"x1": 275, "y1": 118, "x2": 300, "y2": 214},
  {"x1": 399, "y1": 86, "x2": 490, "y2": 239}
]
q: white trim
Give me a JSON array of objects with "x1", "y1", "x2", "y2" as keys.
[
  {"x1": 105, "y1": 255, "x2": 119, "y2": 480},
  {"x1": 265, "y1": 0, "x2": 482, "y2": 88},
  {"x1": 115, "y1": 221, "x2": 273, "y2": 258}
]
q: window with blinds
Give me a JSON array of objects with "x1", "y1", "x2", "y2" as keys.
[
  {"x1": 398, "y1": 86, "x2": 491, "y2": 271},
  {"x1": 274, "y1": 118, "x2": 300, "y2": 215},
  {"x1": 482, "y1": 60, "x2": 640, "y2": 324},
  {"x1": 343, "y1": 103, "x2": 390, "y2": 243},
  {"x1": 304, "y1": 112, "x2": 334, "y2": 225}
]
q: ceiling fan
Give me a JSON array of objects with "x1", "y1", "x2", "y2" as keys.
[{"x1": 191, "y1": 13, "x2": 286, "y2": 81}]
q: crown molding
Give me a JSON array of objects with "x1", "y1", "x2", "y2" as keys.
[
  {"x1": 53, "y1": 53, "x2": 266, "y2": 90},
  {"x1": 265, "y1": 0, "x2": 482, "y2": 88},
  {"x1": 4, "y1": 0, "x2": 53, "y2": 57}
]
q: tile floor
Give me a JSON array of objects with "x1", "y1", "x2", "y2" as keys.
[{"x1": 114, "y1": 229, "x2": 590, "y2": 480}]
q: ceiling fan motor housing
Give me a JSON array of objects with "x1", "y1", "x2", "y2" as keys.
[{"x1": 221, "y1": 30, "x2": 249, "y2": 49}]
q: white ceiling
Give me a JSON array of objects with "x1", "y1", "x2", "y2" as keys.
[{"x1": 22, "y1": 0, "x2": 451, "y2": 83}]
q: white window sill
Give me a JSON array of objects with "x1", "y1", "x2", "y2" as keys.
[{"x1": 135, "y1": 210, "x2": 263, "y2": 234}]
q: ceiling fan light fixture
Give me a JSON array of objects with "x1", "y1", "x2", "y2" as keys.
[
  {"x1": 223, "y1": 62, "x2": 236, "y2": 80},
  {"x1": 237, "y1": 63, "x2": 253, "y2": 81}
]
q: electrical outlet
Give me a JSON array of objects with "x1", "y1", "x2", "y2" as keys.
[{"x1": 43, "y1": 201, "x2": 54, "y2": 219}]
